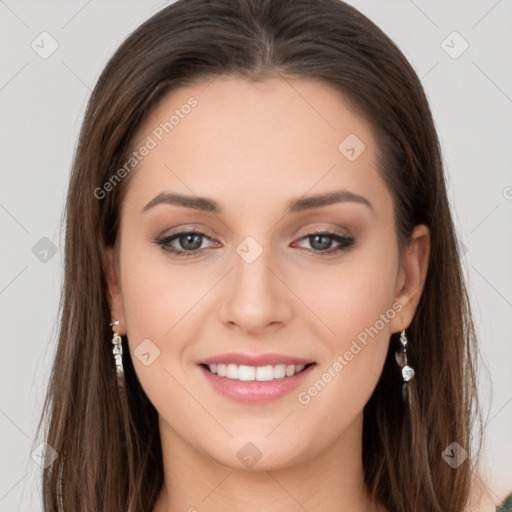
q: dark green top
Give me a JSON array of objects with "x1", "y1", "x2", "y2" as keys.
[{"x1": 497, "y1": 494, "x2": 512, "y2": 511}]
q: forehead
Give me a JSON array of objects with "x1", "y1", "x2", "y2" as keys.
[{"x1": 121, "y1": 75, "x2": 388, "y2": 219}]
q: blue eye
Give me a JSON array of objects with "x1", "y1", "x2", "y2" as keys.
[{"x1": 154, "y1": 230, "x2": 355, "y2": 258}]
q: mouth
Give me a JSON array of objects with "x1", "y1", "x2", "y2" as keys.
[
  {"x1": 199, "y1": 362, "x2": 316, "y2": 382},
  {"x1": 198, "y1": 361, "x2": 316, "y2": 403}
]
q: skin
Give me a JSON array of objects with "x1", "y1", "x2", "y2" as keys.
[{"x1": 104, "y1": 75, "x2": 430, "y2": 512}]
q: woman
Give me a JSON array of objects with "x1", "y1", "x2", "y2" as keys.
[{"x1": 34, "y1": 0, "x2": 508, "y2": 510}]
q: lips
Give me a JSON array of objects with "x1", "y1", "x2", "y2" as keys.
[
  {"x1": 197, "y1": 352, "x2": 317, "y2": 403},
  {"x1": 199, "y1": 361, "x2": 316, "y2": 403}
]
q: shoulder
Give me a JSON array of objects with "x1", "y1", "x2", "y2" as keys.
[
  {"x1": 497, "y1": 493, "x2": 512, "y2": 512},
  {"x1": 468, "y1": 470, "x2": 512, "y2": 511}
]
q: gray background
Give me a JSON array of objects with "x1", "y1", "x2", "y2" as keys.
[{"x1": 1, "y1": 0, "x2": 511, "y2": 510}]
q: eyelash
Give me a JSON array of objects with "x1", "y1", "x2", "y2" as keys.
[{"x1": 154, "y1": 230, "x2": 356, "y2": 258}]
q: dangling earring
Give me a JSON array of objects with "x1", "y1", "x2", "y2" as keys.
[
  {"x1": 109, "y1": 320, "x2": 125, "y2": 388},
  {"x1": 395, "y1": 329, "x2": 414, "y2": 402}
]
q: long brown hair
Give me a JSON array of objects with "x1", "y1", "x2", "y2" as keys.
[{"x1": 35, "y1": 0, "x2": 483, "y2": 510}]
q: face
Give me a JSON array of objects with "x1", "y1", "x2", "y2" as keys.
[{"x1": 105, "y1": 75, "x2": 429, "y2": 471}]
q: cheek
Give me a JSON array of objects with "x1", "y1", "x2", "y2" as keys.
[
  {"x1": 117, "y1": 243, "x2": 207, "y2": 419},
  {"x1": 294, "y1": 239, "x2": 399, "y2": 345},
  {"x1": 276, "y1": 253, "x2": 398, "y2": 465},
  {"x1": 117, "y1": 236, "x2": 203, "y2": 366},
  {"x1": 292, "y1": 239, "x2": 398, "y2": 400}
]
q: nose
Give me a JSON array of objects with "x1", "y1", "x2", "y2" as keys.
[{"x1": 219, "y1": 245, "x2": 293, "y2": 335}]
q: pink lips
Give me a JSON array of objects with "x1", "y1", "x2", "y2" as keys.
[{"x1": 197, "y1": 352, "x2": 316, "y2": 404}]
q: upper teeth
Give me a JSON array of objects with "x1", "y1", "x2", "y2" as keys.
[{"x1": 207, "y1": 363, "x2": 306, "y2": 381}]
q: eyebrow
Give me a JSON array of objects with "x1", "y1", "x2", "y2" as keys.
[{"x1": 142, "y1": 189, "x2": 374, "y2": 214}]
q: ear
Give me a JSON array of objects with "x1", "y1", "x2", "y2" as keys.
[
  {"x1": 389, "y1": 224, "x2": 430, "y2": 333},
  {"x1": 103, "y1": 245, "x2": 127, "y2": 335}
]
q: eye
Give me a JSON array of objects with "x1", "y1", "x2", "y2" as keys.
[
  {"x1": 154, "y1": 230, "x2": 355, "y2": 258},
  {"x1": 293, "y1": 231, "x2": 355, "y2": 255},
  {"x1": 154, "y1": 231, "x2": 217, "y2": 258}
]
